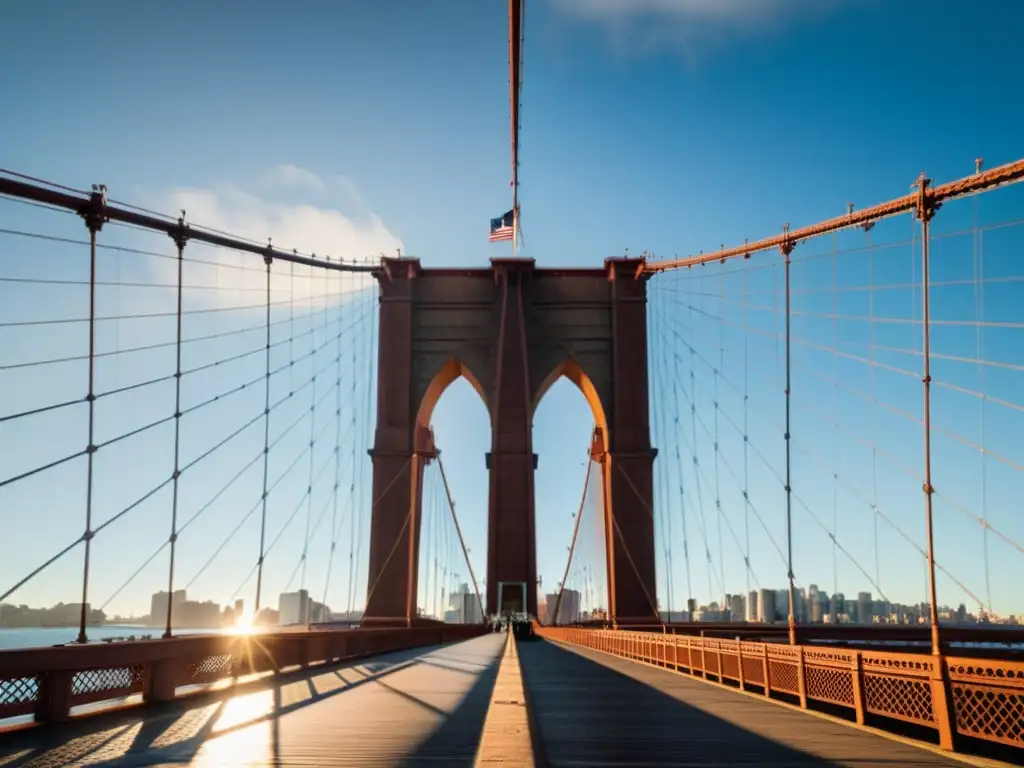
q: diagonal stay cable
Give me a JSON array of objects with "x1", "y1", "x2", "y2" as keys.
[
  {"x1": 0, "y1": 309, "x2": 363, "y2": 497},
  {"x1": 283, "y1": 489, "x2": 339, "y2": 595},
  {"x1": 552, "y1": 443, "x2": 593, "y2": 624},
  {"x1": 280, "y1": 419, "x2": 359, "y2": 594},
  {"x1": 604, "y1": 483, "x2": 662, "y2": 624},
  {"x1": 656, "y1": 295, "x2": 753, "y2": 595},
  {"x1": 661, "y1": 290, "x2": 932, "y2": 603},
  {"x1": 435, "y1": 442, "x2": 484, "y2": 623},
  {"x1": 99, "y1": 445, "x2": 268, "y2": 611},
  {"x1": 359, "y1": 458, "x2": 420, "y2": 616},
  {"x1": 77, "y1": 362, "x2": 353, "y2": 608}
]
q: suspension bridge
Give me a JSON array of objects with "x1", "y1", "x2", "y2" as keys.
[{"x1": 2, "y1": 2, "x2": 1024, "y2": 766}]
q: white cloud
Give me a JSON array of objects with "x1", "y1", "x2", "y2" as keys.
[
  {"x1": 260, "y1": 164, "x2": 328, "y2": 194},
  {"x1": 553, "y1": 0, "x2": 850, "y2": 60},
  {"x1": 144, "y1": 168, "x2": 402, "y2": 309}
]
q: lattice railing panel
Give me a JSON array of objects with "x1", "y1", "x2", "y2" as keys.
[
  {"x1": 769, "y1": 660, "x2": 800, "y2": 695},
  {"x1": 703, "y1": 649, "x2": 720, "y2": 677},
  {"x1": 740, "y1": 656, "x2": 765, "y2": 686},
  {"x1": 0, "y1": 675, "x2": 39, "y2": 717},
  {"x1": 654, "y1": 638, "x2": 667, "y2": 665},
  {"x1": 70, "y1": 666, "x2": 146, "y2": 706},
  {"x1": 863, "y1": 673, "x2": 935, "y2": 726},
  {"x1": 720, "y1": 652, "x2": 740, "y2": 681},
  {"x1": 188, "y1": 654, "x2": 234, "y2": 683},
  {"x1": 805, "y1": 665, "x2": 855, "y2": 708},
  {"x1": 676, "y1": 643, "x2": 692, "y2": 669},
  {"x1": 947, "y1": 656, "x2": 1024, "y2": 748},
  {"x1": 952, "y1": 684, "x2": 1024, "y2": 747}
]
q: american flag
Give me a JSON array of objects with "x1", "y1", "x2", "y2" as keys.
[{"x1": 489, "y1": 209, "x2": 515, "y2": 242}]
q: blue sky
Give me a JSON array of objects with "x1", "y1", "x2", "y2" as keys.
[{"x1": 1, "y1": 0, "x2": 1023, "y2": 624}]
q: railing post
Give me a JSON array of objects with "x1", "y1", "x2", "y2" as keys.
[
  {"x1": 672, "y1": 629, "x2": 678, "y2": 671},
  {"x1": 699, "y1": 630, "x2": 707, "y2": 678},
  {"x1": 762, "y1": 643, "x2": 772, "y2": 697},
  {"x1": 796, "y1": 646, "x2": 808, "y2": 709},
  {"x1": 147, "y1": 658, "x2": 180, "y2": 704},
  {"x1": 36, "y1": 670, "x2": 73, "y2": 723},
  {"x1": 851, "y1": 650, "x2": 866, "y2": 725},
  {"x1": 930, "y1": 659, "x2": 959, "y2": 751},
  {"x1": 915, "y1": 173, "x2": 958, "y2": 752},
  {"x1": 737, "y1": 640, "x2": 746, "y2": 692}
]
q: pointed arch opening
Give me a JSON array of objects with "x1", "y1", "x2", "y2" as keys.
[
  {"x1": 532, "y1": 358, "x2": 610, "y2": 624},
  {"x1": 417, "y1": 358, "x2": 489, "y2": 427},
  {"x1": 415, "y1": 357, "x2": 490, "y2": 623},
  {"x1": 533, "y1": 358, "x2": 608, "y2": 452}
]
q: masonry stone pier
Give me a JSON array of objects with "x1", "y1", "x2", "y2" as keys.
[{"x1": 364, "y1": 257, "x2": 658, "y2": 626}]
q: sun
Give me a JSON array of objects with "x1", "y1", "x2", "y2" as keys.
[{"x1": 225, "y1": 610, "x2": 257, "y2": 635}]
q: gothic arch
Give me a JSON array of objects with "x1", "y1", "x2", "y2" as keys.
[
  {"x1": 533, "y1": 358, "x2": 609, "y2": 453},
  {"x1": 416, "y1": 357, "x2": 489, "y2": 428}
]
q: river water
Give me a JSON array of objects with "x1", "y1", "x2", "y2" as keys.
[{"x1": 0, "y1": 626, "x2": 227, "y2": 651}]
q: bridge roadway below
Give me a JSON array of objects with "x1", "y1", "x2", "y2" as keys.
[{"x1": 0, "y1": 633, "x2": 1000, "y2": 767}]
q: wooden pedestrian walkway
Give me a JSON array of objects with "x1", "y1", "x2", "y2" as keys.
[
  {"x1": 1, "y1": 634, "x2": 1012, "y2": 767},
  {"x1": 0, "y1": 634, "x2": 507, "y2": 767}
]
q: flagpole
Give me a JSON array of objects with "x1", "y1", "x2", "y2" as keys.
[{"x1": 512, "y1": 206, "x2": 518, "y2": 259}]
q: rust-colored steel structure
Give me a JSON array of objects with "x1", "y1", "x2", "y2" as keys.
[
  {"x1": 363, "y1": 257, "x2": 659, "y2": 626},
  {"x1": 641, "y1": 157, "x2": 1024, "y2": 274}
]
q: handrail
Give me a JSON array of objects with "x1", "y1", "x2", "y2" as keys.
[{"x1": 0, "y1": 172, "x2": 378, "y2": 273}]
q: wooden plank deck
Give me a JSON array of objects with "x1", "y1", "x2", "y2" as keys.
[
  {"x1": 519, "y1": 639, "x2": 984, "y2": 768},
  {"x1": 3, "y1": 633, "x2": 1010, "y2": 767},
  {"x1": 0, "y1": 633, "x2": 507, "y2": 767}
]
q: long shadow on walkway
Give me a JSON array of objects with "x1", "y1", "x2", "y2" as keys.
[
  {"x1": 394, "y1": 647, "x2": 502, "y2": 767},
  {"x1": 0, "y1": 635, "x2": 505, "y2": 768},
  {"x1": 519, "y1": 639, "x2": 963, "y2": 767}
]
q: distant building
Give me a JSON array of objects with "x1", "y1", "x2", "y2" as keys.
[
  {"x1": 857, "y1": 592, "x2": 873, "y2": 625},
  {"x1": 542, "y1": 590, "x2": 581, "y2": 624},
  {"x1": 830, "y1": 592, "x2": 845, "y2": 624},
  {"x1": 758, "y1": 589, "x2": 776, "y2": 624},
  {"x1": 730, "y1": 594, "x2": 745, "y2": 622},
  {"x1": 809, "y1": 585, "x2": 823, "y2": 623},
  {"x1": 279, "y1": 589, "x2": 311, "y2": 626},
  {"x1": 177, "y1": 600, "x2": 221, "y2": 627},
  {"x1": 558, "y1": 589, "x2": 581, "y2": 624},
  {"x1": 150, "y1": 590, "x2": 187, "y2": 624},
  {"x1": 449, "y1": 583, "x2": 483, "y2": 624}
]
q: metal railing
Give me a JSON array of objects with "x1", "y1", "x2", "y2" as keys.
[
  {"x1": 0, "y1": 624, "x2": 485, "y2": 724},
  {"x1": 539, "y1": 626, "x2": 1024, "y2": 754}
]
